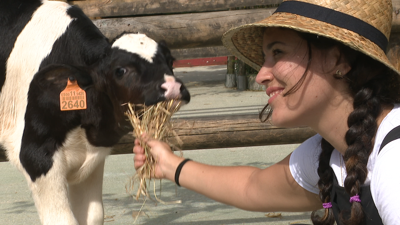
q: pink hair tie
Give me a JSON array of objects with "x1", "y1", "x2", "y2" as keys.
[
  {"x1": 350, "y1": 194, "x2": 361, "y2": 203},
  {"x1": 322, "y1": 202, "x2": 332, "y2": 209}
]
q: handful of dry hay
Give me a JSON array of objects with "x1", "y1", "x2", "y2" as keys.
[{"x1": 125, "y1": 99, "x2": 183, "y2": 202}]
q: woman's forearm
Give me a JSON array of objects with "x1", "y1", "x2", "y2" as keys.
[{"x1": 168, "y1": 158, "x2": 261, "y2": 210}]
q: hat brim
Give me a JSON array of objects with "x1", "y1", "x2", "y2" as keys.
[{"x1": 222, "y1": 12, "x2": 400, "y2": 76}]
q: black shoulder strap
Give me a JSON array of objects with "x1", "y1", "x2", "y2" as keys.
[{"x1": 379, "y1": 125, "x2": 400, "y2": 154}]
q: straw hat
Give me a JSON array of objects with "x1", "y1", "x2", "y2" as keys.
[{"x1": 222, "y1": 0, "x2": 399, "y2": 75}]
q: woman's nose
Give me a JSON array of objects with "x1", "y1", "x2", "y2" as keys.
[{"x1": 256, "y1": 63, "x2": 273, "y2": 85}]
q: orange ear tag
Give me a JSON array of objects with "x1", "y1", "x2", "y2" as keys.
[{"x1": 60, "y1": 78, "x2": 87, "y2": 111}]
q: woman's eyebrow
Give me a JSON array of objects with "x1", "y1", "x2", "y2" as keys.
[{"x1": 266, "y1": 41, "x2": 284, "y2": 50}]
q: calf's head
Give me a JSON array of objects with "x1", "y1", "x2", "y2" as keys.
[
  {"x1": 29, "y1": 33, "x2": 190, "y2": 138},
  {"x1": 95, "y1": 33, "x2": 190, "y2": 110}
]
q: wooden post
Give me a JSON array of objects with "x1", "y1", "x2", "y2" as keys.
[
  {"x1": 225, "y1": 56, "x2": 236, "y2": 88},
  {"x1": 227, "y1": 56, "x2": 236, "y2": 74},
  {"x1": 245, "y1": 64, "x2": 265, "y2": 91},
  {"x1": 0, "y1": 146, "x2": 6, "y2": 162},
  {"x1": 235, "y1": 59, "x2": 247, "y2": 90}
]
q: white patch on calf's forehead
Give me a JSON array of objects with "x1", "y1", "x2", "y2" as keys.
[
  {"x1": 0, "y1": 1, "x2": 72, "y2": 146},
  {"x1": 112, "y1": 33, "x2": 158, "y2": 63}
]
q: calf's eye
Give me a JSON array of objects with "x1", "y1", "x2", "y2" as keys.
[{"x1": 115, "y1": 68, "x2": 127, "y2": 78}]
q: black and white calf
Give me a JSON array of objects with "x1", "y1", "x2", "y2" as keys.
[{"x1": 0, "y1": 0, "x2": 190, "y2": 224}]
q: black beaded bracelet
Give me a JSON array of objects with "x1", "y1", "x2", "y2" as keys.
[{"x1": 174, "y1": 158, "x2": 192, "y2": 187}]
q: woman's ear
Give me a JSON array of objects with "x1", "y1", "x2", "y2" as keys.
[
  {"x1": 335, "y1": 63, "x2": 351, "y2": 78},
  {"x1": 327, "y1": 46, "x2": 351, "y2": 77}
]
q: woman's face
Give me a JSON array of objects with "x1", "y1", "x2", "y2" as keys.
[{"x1": 256, "y1": 28, "x2": 350, "y2": 128}]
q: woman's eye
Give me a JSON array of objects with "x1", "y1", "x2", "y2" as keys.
[{"x1": 272, "y1": 49, "x2": 282, "y2": 56}]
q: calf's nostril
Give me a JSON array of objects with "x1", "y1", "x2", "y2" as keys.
[
  {"x1": 159, "y1": 83, "x2": 167, "y2": 92},
  {"x1": 161, "y1": 81, "x2": 182, "y2": 99}
]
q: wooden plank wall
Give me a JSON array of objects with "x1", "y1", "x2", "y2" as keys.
[
  {"x1": 67, "y1": 0, "x2": 400, "y2": 69},
  {"x1": 72, "y1": 0, "x2": 281, "y2": 59}
]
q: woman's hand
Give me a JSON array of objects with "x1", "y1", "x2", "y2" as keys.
[{"x1": 133, "y1": 133, "x2": 181, "y2": 179}]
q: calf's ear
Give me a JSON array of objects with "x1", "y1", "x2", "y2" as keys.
[
  {"x1": 34, "y1": 64, "x2": 93, "y2": 91},
  {"x1": 158, "y1": 40, "x2": 175, "y2": 70},
  {"x1": 158, "y1": 40, "x2": 169, "y2": 48}
]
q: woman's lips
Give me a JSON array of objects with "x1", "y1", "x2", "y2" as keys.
[{"x1": 266, "y1": 87, "x2": 284, "y2": 104}]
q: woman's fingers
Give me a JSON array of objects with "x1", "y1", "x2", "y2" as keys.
[
  {"x1": 134, "y1": 152, "x2": 145, "y2": 161},
  {"x1": 133, "y1": 143, "x2": 144, "y2": 154},
  {"x1": 133, "y1": 133, "x2": 173, "y2": 178},
  {"x1": 134, "y1": 138, "x2": 141, "y2": 146},
  {"x1": 133, "y1": 138, "x2": 146, "y2": 169},
  {"x1": 133, "y1": 153, "x2": 145, "y2": 169},
  {"x1": 140, "y1": 133, "x2": 152, "y2": 142},
  {"x1": 134, "y1": 135, "x2": 171, "y2": 156},
  {"x1": 146, "y1": 138, "x2": 171, "y2": 151}
]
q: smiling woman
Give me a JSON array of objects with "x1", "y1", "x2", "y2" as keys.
[{"x1": 132, "y1": 0, "x2": 400, "y2": 224}]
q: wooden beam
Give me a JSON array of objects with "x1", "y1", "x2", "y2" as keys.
[
  {"x1": 71, "y1": 0, "x2": 282, "y2": 18},
  {"x1": 93, "y1": 5, "x2": 400, "y2": 50},
  {"x1": 111, "y1": 114, "x2": 316, "y2": 155},
  {"x1": 70, "y1": 0, "x2": 400, "y2": 30},
  {"x1": 171, "y1": 46, "x2": 231, "y2": 60},
  {"x1": 94, "y1": 8, "x2": 275, "y2": 49}
]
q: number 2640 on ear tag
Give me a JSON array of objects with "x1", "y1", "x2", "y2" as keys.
[{"x1": 60, "y1": 78, "x2": 87, "y2": 111}]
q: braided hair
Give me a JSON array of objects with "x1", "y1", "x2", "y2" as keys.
[
  {"x1": 312, "y1": 37, "x2": 399, "y2": 225},
  {"x1": 259, "y1": 31, "x2": 400, "y2": 225}
]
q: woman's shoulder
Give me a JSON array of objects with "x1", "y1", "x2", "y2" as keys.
[
  {"x1": 299, "y1": 134, "x2": 323, "y2": 149},
  {"x1": 292, "y1": 133, "x2": 323, "y2": 157},
  {"x1": 289, "y1": 134, "x2": 322, "y2": 194},
  {"x1": 370, "y1": 105, "x2": 400, "y2": 223},
  {"x1": 373, "y1": 104, "x2": 400, "y2": 154},
  {"x1": 290, "y1": 134, "x2": 323, "y2": 165},
  {"x1": 367, "y1": 104, "x2": 400, "y2": 179}
]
